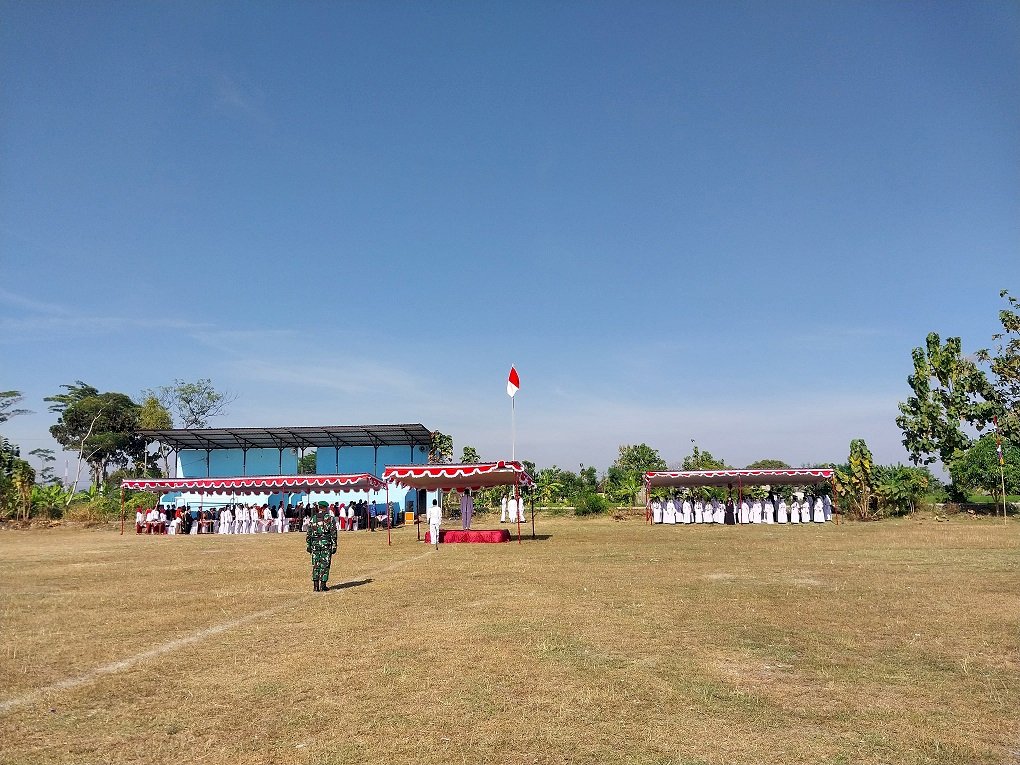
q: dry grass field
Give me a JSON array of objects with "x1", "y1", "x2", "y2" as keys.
[{"x1": 0, "y1": 514, "x2": 1017, "y2": 765}]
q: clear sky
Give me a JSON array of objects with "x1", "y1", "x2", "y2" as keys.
[{"x1": 2, "y1": 1, "x2": 1018, "y2": 476}]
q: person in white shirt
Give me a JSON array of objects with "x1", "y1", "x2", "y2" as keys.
[
  {"x1": 426, "y1": 499, "x2": 442, "y2": 548},
  {"x1": 823, "y1": 494, "x2": 832, "y2": 522},
  {"x1": 777, "y1": 498, "x2": 788, "y2": 524},
  {"x1": 135, "y1": 508, "x2": 145, "y2": 534},
  {"x1": 507, "y1": 494, "x2": 524, "y2": 524},
  {"x1": 739, "y1": 500, "x2": 750, "y2": 525},
  {"x1": 801, "y1": 497, "x2": 812, "y2": 524},
  {"x1": 750, "y1": 499, "x2": 762, "y2": 524},
  {"x1": 812, "y1": 496, "x2": 825, "y2": 523},
  {"x1": 680, "y1": 497, "x2": 692, "y2": 524},
  {"x1": 663, "y1": 499, "x2": 676, "y2": 525},
  {"x1": 221, "y1": 505, "x2": 234, "y2": 534},
  {"x1": 790, "y1": 499, "x2": 801, "y2": 525},
  {"x1": 712, "y1": 499, "x2": 724, "y2": 524},
  {"x1": 651, "y1": 500, "x2": 663, "y2": 524},
  {"x1": 693, "y1": 500, "x2": 703, "y2": 524},
  {"x1": 500, "y1": 494, "x2": 509, "y2": 523}
]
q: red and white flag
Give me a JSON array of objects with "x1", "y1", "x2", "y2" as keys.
[{"x1": 506, "y1": 366, "x2": 520, "y2": 398}]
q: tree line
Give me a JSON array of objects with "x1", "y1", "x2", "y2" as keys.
[
  {"x1": 3, "y1": 289, "x2": 1016, "y2": 522},
  {"x1": 0, "y1": 379, "x2": 232, "y2": 520}
]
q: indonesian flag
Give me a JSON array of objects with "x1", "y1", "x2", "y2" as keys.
[{"x1": 507, "y1": 366, "x2": 520, "y2": 397}]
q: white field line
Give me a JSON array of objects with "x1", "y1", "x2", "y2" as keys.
[{"x1": 0, "y1": 549, "x2": 433, "y2": 715}]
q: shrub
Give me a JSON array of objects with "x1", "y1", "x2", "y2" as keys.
[{"x1": 574, "y1": 491, "x2": 609, "y2": 516}]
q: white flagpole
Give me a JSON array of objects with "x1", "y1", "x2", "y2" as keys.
[{"x1": 512, "y1": 394, "x2": 516, "y2": 461}]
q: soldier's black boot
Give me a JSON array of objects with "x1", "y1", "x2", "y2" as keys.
[
  {"x1": 313, "y1": 580, "x2": 320, "y2": 592},
  {"x1": 320, "y1": 580, "x2": 328, "y2": 592}
]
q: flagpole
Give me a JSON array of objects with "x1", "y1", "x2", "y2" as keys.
[{"x1": 511, "y1": 394, "x2": 516, "y2": 461}]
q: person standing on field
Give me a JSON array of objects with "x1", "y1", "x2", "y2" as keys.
[
  {"x1": 426, "y1": 498, "x2": 442, "y2": 549},
  {"x1": 306, "y1": 501, "x2": 337, "y2": 592}
]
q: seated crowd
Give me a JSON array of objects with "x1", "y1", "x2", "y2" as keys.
[
  {"x1": 649, "y1": 493, "x2": 833, "y2": 525},
  {"x1": 135, "y1": 499, "x2": 398, "y2": 536}
]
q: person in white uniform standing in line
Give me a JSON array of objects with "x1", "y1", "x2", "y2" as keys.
[
  {"x1": 790, "y1": 499, "x2": 801, "y2": 525},
  {"x1": 822, "y1": 494, "x2": 832, "y2": 521},
  {"x1": 680, "y1": 496, "x2": 692, "y2": 524},
  {"x1": 812, "y1": 496, "x2": 825, "y2": 523},
  {"x1": 777, "y1": 497, "x2": 788, "y2": 524},
  {"x1": 426, "y1": 498, "x2": 442, "y2": 549},
  {"x1": 663, "y1": 498, "x2": 677, "y2": 525},
  {"x1": 460, "y1": 490, "x2": 474, "y2": 530}
]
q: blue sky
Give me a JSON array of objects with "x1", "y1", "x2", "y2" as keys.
[{"x1": 1, "y1": 1, "x2": 1018, "y2": 476}]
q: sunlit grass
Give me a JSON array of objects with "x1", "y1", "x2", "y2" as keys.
[{"x1": 0, "y1": 513, "x2": 1017, "y2": 764}]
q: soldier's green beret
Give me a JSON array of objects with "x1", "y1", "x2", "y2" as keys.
[{"x1": 316, "y1": 500, "x2": 329, "y2": 508}]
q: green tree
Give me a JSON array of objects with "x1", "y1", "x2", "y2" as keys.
[
  {"x1": 138, "y1": 395, "x2": 173, "y2": 476},
  {"x1": 745, "y1": 458, "x2": 790, "y2": 469},
  {"x1": 145, "y1": 379, "x2": 234, "y2": 429},
  {"x1": 834, "y1": 439, "x2": 876, "y2": 520},
  {"x1": 32, "y1": 483, "x2": 70, "y2": 519},
  {"x1": 896, "y1": 333, "x2": 996, "y2": 493},
  {"x1": 460, "y1": 445, "x2": 480, "y2": 464},
  {"x1": 611, "y1": 472, "x2": 643, "y2": 506},
  {"x1": 948, "y1": 434, "x2": 1019, "y2": 498},
  {"x1": 579, "y1": 465, "x2": 599, "y2": 491},
  {"x1": 297, "y1": 451, "x2": 317, "y2": 475},
  {"x1": 614, "y1": 443, "x2": 668, "y2": 474},
  {"x1": 675, "y1": 445, "x2": 730, "y2": 500},
  {"x1": 429, "y1": 431, "x2": 453, "y2": 464},
  {"x1": 0, "y1": 390, "x2": 31, "y2": 425},
  {"x1": 977, "y1": 290, "x2": 1020, "y2": 442},
  {"x1": 28, "y1": 448, "x2": 57, "y2": 484},
  {"x1": 873, "y1": 464, "x2": 934, "y2": 515},
  {"x1": 606, "y1": 443, "x2": 667, "y2": 503},
  {"x1": 49, "y1": 390, "x2": 144, "y2": 488},
  {"x1": 44, "y1": 381, "x2": 100, "y2": 414}
]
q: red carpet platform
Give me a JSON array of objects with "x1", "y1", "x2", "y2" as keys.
[{"x1": 425, "y1": 529, "x2": 511, "y2": 543}]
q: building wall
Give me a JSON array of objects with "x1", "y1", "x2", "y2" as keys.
[
  {"x1": 315, "y1": 444, "x2": 429, "y2": 476},
  {"x1": 177, "y1": 448, "x2": 297, "y2": 478}
]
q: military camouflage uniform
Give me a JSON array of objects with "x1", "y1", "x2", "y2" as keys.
[{"x1": 306, "y1": 508, "x2": 337, "y2": 591}]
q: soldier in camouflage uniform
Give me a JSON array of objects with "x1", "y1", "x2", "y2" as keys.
[{"x1": 306, "y1": 500, "x2": 337, "y2": 592}]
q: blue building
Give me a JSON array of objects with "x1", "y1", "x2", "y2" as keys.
[{"x1": 140, "y1": 424, "x2": 437, "y2": 520}]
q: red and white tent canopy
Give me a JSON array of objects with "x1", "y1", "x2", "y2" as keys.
[
  {"x1": 645, "y1": 468, "x2": 834, "y2": 489},
  {"x1": 120, "y1": 473, "x2": 386, "y2": 496},
  {"x1": 382, "y1": 461, "x2": 534, "y2": 492}
]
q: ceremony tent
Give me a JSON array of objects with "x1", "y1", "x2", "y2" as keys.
[
  {"x1": 643, "y1": 468, "x2": 839, "y2": 524},
  {"x1": 382, "y1": 461, "x2": 535, "y2": 544},
  {"x1": 119, "y1": 473, "x2": 387, "y2": 535}
]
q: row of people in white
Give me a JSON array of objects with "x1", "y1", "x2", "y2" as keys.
[
  {"x1": 216, "y1": 505, "x2": 290, "y2": 534},
  {"x1": 499, "y1": 495, "x2": 526, "y2": 523},
  {"x1": 651, "y1": 495, "x2": 832, "y2": 524}
]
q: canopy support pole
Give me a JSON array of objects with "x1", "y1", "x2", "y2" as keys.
[
  {"x1": 738, "y1": 479, "x2": 743, "y2": 524},
  {"x1": 645, "y1": 479, "x2": 651, "y2": 524},
  {"x1": 386, "y1": 485, "x2": 391, "y2": 546},
  {"x1": 120, "y1": 486, "x2": 125, "y2": 535},
  {"x1": 531, "y1": 493, "x2": 535, "y2": 540}
]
